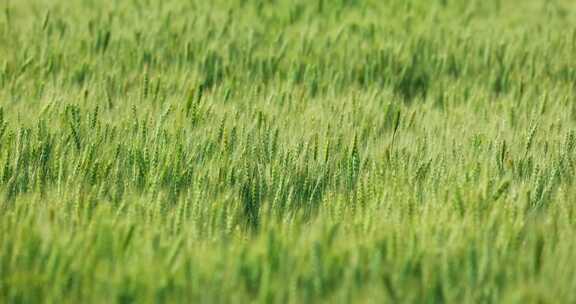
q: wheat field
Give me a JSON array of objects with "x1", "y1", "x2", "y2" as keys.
[{"x1": 1, "y1": 0, "x2": 576, "y2": 303}]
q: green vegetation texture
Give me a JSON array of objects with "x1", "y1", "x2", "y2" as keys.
[{"x1": 1, "y1": 0, "x2": 576, "y2": 303}]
